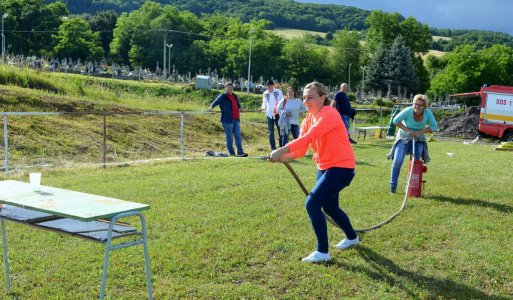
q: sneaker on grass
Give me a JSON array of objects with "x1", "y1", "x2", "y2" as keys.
[
  {"x1": 334, "y1": 236, "x2": 360, "y2": 250},
  {"x1": 301, "y1": 251, "x2": 331, "y2": 263}
]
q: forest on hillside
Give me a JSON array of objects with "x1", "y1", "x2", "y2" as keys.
[
  {"x1": 49, "y1": 0, "x2": 370, "y2": 32},
  {"x1": 48, "y1": 0, "x2": 513, "y2": 49}
]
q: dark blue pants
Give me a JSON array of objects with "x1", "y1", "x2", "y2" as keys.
[
  {"x1": 281, "y1": 124, "x2": 300, "y2": 146},
  {"x1": 305, "y1": 167, "x2": 357, "y2": 253},
  {"x1": 266, "y1": 116, "x2": 283, "y2": 150}
]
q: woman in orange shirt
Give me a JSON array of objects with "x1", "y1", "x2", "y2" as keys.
[{"x1": 269, "y1": 82, "x2": 359, "y2": 263}]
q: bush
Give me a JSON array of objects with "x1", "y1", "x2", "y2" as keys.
[{"x1": 372, "y1": 98, "x2": 395, "y2": 108}]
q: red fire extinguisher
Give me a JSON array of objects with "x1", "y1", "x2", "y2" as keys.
[
  {"x1": 406, "y1": 138, "x2": 428, "y2": 198},
  {"x1": 406, "y1": 159, "x2": 428, "y2": 197}
]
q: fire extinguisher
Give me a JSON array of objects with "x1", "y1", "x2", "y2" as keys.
[{"x1": 406, "y1": 139, "x2": 428, "y2": 198}]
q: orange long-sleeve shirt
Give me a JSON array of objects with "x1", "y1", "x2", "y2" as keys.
[{"x1": 287, "y1": 106, "x2": 355, "y2": 170}]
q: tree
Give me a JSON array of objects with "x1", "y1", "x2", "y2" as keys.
[
  {"x1": 425, "y1": 54, "x2": 448, "y2": 80},
  {"x1": 365, "y1": 11, "x2": 431, "y2": 54},
  {"x1": 412, "y1": 55, "x2": 430, "y2": 93},
  {"x1": 3, "y1": 0, "x2": 68, "y2": 56},
  {"x1": 88, "y1": 10, "x2": 118, "y2": 58},
  {"x1": 365, "y1": 11, "x2": 403, "y2": 52},
  {"x1": 110, "y1": 2, "x2": 204, "y2": 70},
  {"x1": 479, "y1": 45, "x2": 513, "y2": 86},
  {"x1": 365, "y1": 11, "x2": 431, "y2": 94},
  {"x1": 365, "y1": 44, "x2": 390, "y2": 93},
  {"x1": 429, "y1": 44, "x2": 513, "y2": 96},
  {"x1": 387, "y1": 36, "x2": 418, "y2": 93},
  {"x1": 330, "y1": 30, "x2": 362, "y2": 86},
  {"x1": 52, "y1": 18, "x2": 104, "y2": 61},
  {"x1": 244, "y1": 31, "x2": 286, "y2": 80},
  {"x1": 399, "y1": 17, "x2": 431, "y2": 53},
  {"x1": 198, "y1": 18, "x2": 285, "y2": 80},
  {"x1": 282, "y1": 37, "x2": 331, "y2": 85}
]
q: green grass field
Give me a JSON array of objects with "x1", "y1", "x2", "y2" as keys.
[
  {"x1": 1, "y1": 139, "x2": 511, "y2": 299},
  {"x1": 271, "y1": 28, "x2": 327, "y2": 39}
]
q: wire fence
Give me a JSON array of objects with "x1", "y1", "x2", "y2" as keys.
[
  {"x1": 0, "y1": 111, "x2": 265, "y2": 176},
  {"x1": 1, "y1": 108, "x2": 394, "y2": 176}
]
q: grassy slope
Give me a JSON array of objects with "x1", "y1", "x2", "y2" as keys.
[
  {"x1": 1, "y1": 66, "x2": 394, "y2": 168},
  {"x1": 0, "y1": 67, "x2": 270, "y2": 167},
  {"x1": 0, "y1": 140, "x2": 511, "y2": 299},
  {"x1": 271, "y1": 28, "x2": 327, "y2": 39}
]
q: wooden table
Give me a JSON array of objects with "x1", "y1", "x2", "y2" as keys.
[{"x1": 0, "y1": 180, "x2": 153, "y2": 299}]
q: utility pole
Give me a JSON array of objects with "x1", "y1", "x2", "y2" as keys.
[
  {"x1": 247, "y1": 28, "x2": 255, "y2": 93},
  {"x1": 167, "y1": 43, "x2": 173, "y2": 81},
  {"x1": 2, "y1": 13, "x2": 8, "y2": 62},
  {"x1": 348, "y1": 63, "x2": 352, "y2": 93},
  {"x1": 163, "y1": 34, "x2": 167, "y2": 82},
  {"x1": 360, "y1": 65, "x2": 366, "y2": 92}
]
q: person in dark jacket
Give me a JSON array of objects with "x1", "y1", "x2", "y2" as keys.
[
  {"x1": 208, "y1": 82, "x2": 248, "y2": 157},
  {"x1": 331, "y1": 83, "x2": 357, "y2": 144}
]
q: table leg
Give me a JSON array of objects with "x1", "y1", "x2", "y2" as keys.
[
  {"x1": 140, "y1": 214, "x2": 153, "y2": 300},
  {"x1": 99, "y1": 212, "x2": 153, "y2": 300},
  {"x1": 99, "y1": 220, "x2": 114, "y2": 300},
  {"x1": 1, "y1": 219, "x2": 10, "y2": 292}
]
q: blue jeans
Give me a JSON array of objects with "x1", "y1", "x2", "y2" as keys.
[
  {"x1": 342, "y1": 114, "x2": 350, "y2": 135},
  {"x1": 266, "y1": 116, "x2": 282, "y2": 150},
  {"x1": 280, "y1": 124, "x2": 300, "y2": 146},
  {"x1": 222, "y1": 121, "x2": 244, "y2": 155},
  {"x1": 390, "y1": 141, "x2": 424, "y2": 190},
  {"x1": 305, "y1": 167, "x2": 357, "y2": 253}
]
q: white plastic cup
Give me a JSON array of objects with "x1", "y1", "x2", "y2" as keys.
[{"x1": 29, "y1": 173, "x2": 42, "y2": 190}]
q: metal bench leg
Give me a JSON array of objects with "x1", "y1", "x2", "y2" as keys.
[{"x1": 1, "y1": 219, "x2": 10, "y2": 292}]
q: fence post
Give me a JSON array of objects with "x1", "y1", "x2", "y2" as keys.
[
  {"x1": 379, "y1": 105, "x2": 383, "y2": 127},
  {"x1": 3, "y1": 114, "x2": 8, "y2": 177},
  {"x1": 180, "y1": 112, "x2": 184, "y2": 160},
  {"x1": 102, "y1": 113, "x2": 107, "y2": 168}
]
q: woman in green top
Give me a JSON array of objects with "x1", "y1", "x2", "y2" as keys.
[{"x1": 389, "y1": 94, "x2": 438, "y2": 193}]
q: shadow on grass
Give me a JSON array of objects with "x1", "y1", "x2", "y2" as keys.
[
  {"x1": 427, "y1": 194, "x2": 513, "y2": 213},
  {"x1": 329, "y1": 246, "x2": 508, "y2": 299},
  {"x1": 355, "y1": 160, "x2": 374, "y2": 166}
]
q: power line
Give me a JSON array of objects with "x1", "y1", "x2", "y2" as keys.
[
  {"x1": 6, "y1": 29, "x2": 218, "y2": 39},
  {"x1": 6, "y1": 29, "x2": 214, "y2": 42}
]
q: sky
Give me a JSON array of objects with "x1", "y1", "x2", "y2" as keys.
[{"x1": 298, "y1": 0, "x2": 513, "y2": 36}]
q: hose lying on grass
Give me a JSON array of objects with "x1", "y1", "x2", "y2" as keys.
[{"x1": 282, "y1": 159, "x2": 413, "y2": 234}]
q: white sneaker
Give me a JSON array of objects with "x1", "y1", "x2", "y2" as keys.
[
  {"x1": 334, "y1": 236, "x2": 360, "y2": 250},
  {"x1": 301, "y1": 251, "x2": 331, "y2": 263}
]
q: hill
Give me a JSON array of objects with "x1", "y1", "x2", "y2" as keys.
[
  {"x1": 0, "y1": 66, "x2": 269, "y2": 169},
  {"x1": 50, "y1": 0, "x2": 513, "y2": 51},
  {"x1": 52, "y1": 0, "x2": 370, "y2": 32}
]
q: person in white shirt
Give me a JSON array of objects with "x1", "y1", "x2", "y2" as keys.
[
  {"x1": 260, "y1": 80, "x2": 284, "y2": 150},
  {"x1": 277, "y1": 86, "x2": 306, "y2": 145}
]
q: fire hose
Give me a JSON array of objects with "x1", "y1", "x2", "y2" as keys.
[{"x1": 281, "y1": 138, "x2": 417, "y2": 233}]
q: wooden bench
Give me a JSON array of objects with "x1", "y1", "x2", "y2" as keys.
[{"x1": 0, "y1": 180, "x2": 153, "y2": 299}]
